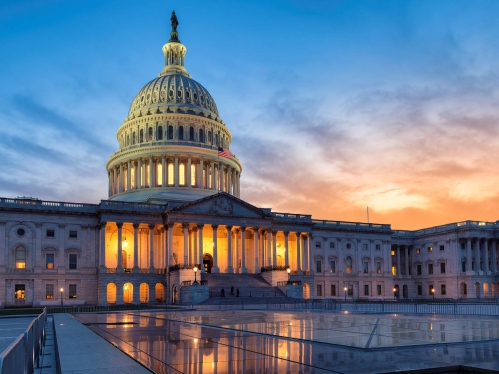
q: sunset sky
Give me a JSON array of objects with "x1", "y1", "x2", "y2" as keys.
[{"x1": 1, "y1": 0, "x2": 499, "y2": 229}]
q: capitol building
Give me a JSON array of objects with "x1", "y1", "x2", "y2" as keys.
[{"x1": 1, "y1": 13, "x2": 498, "y2": 307}]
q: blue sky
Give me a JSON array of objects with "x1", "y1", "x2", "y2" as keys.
[{"x1": 2, "y1": 0, "x2": 499, "y2": 228}]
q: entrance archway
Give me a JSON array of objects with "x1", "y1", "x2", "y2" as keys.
[
  {"x1": 203, "y1": 253, "x2": 213, "y2": 273},
  {"x1": 107, "y1": 283, "x2": 116, "y2": 304},
  {"x1": 140, "y1": 283, "x2": 149, "y2": 303},
  {"x1": 155, "y1": 283, "x2": 164, "y2": 303},
  {"x1": 123, "y1": 283, "x2": 133, "y2": 304},
  {"x1": 475, "y1": 282, "x2": 481, "y2": 298},
  {"x1": 460, "y1": 282, "x2": 467, "y2": 298},
  {"x1": 303, "y1": 283, "x2": 310, "y2": 300},
  {"x1": 172, "y1": 285, "x2": 178, "y2": 304}
]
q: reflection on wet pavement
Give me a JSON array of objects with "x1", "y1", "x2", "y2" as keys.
[{"x1": 74, "y1": 310, "x2": 499, "y2": 373}]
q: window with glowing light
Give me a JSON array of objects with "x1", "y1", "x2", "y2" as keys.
[
  {"x1": 130, "y1": 167, "x2": 135, "y2": 189},
  {"x1": 392, "y1": 265, "x2": 396, "y2": 276},
  {"x1": 345, "y1": 256, "x2": 352, "y2": 274},
  {"x1": 15, "y1": 285, "x2": 25, "y2": 300},
  {"x1": 145, "y1": 163, "x2": 150, "y2": 187},
  {"x1": 391, "y1": 250, "x2": 395, "y2": 256},
  {"x1": 330, "y1": 260, "x2": 336, "y2": 273},
  {"x1": 156, "y1": 163, "x2": 162, "y2": 186},
  {"x1": 179, "y1": 163, "x2": 185, "y2": 185},
  {"x1": 428, "y1": 246, "x2": 433, "y2": 252},
  {"x1": 46, "y1": 254, "x2": 54, "y2": 269},
  {"x1": 376, "y1": 262, "x2": 381, "y2": 274},
  {"x1": 46, "y1": 284, "x2": 54, "y2": 299},
  {"x1": 203, "y1": 168, "x2": 206, "y2": 188},
  {"x1": 124, "y1": 169, "x2": 128, "y2": 191},
  {"x1": 168, "y1": 163, "x2": 174, "y2": 185},
  {"x1": 15, "y1": 247, "x2": 26, "y2": 269},
  {"x1": 191, "y1": 164, "x2": 196, "y2": 186}
]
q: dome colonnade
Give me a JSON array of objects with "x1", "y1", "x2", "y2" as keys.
[{"x1": 106, "y1": 11, "x2": 241, "y2": 203}]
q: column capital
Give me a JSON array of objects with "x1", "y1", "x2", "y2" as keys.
[
  {"x1": 116, "y1": 222, "x2": 123, "y2": 228},
  {"x1": 271, "y1": 230, "x2": 277, "y2": 235},
  {"x1": 240, "y1": 226, "x2": 246, "y2": 232},
  {"x1": 196, "y1": 223, "x2": 204, "y2": 229},
  {"x1": 212, "y1": 224, "x2": 219, "y2": 230},
  {"x1": 58, "y1": 223, "x2": 66, "y2": 229},
  {"x1": 182, "y1": 222, "x2": 190, "y2": 229},
  {"x1": 99, "y1": 221, "x2": 107, "y2": 228},
  {"x1": 148, "y1": 224, "x2": 155, "y2": 230},
  {"x1": 167, "y1": 222, "x2": 175, "y2": 228},
  {"x1": 132, "y1": 223, "x2": 140, "y2": 229},
  {"x1": 226, "y1": 225, "x2": 233, "y2": 231},
  {"x1": 253, "y1": 226, "x2": 260, "y2": 232}
]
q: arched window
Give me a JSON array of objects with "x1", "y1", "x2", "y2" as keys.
[
  {"x1": 199, "y1": 129, "x2": 204, "y2": 143},
  {"x1": 191, "y1": 164, "x2": 196, "y2": 186},
  {"x1": 179, "y1": 163, "x2": 185, "y2": 185},
  {"x1": 168, "y1": 125, "x2": 173, "y2": 140},
  {"x1": 178, "y1": 126, "x2": 184, "y2": 140},
  {"x1": 345, "y1": 256, "x2": 353, "y2": 274},
  {"x1": 168, "y1": 163, "x2": 174, "y2": 185},
  {"x1": 156, "y1": 162, "x2": 162, "y2": 186},
  {"x1": 126, "y1": 134, "x2": 129, "y2": 146},
  {"x1": 148, "y1": 127, "x2": 153, "y2": 141},
  {"x1": 15, "y1": 246, "x2": 26, "y2": 269},
  {"x1": 189, "y1": 126, "x2": 194, "y2": 141},
  {"x1": 132, "y1": 132, "x2": 136, "y2": 145},
  {"x1": 208, "y1": 131, "x2": 212, "y2": 144},
  {"x1": 139, "y1": 129, "x2": 144, "y2": 143},
  {"x1": 157, "y1": 126, "x2": 163, "y2": 140}
]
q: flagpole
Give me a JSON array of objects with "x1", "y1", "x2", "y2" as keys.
[
  {"x1": 367, "y1": 206, "x2": 369, "y2": 223},
  {"x1": 217, "y1": 152, "x2": 220, "y2": 192}
]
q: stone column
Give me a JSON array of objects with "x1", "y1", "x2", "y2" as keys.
[
  {"x1": 99, "y1": 222, "x2": 107, "y2": 271},
  {"x1": 149, "y1": 224, "x2": 155, "y2": 273},
  {"x1": 174, "y1": 156, "x2": 179, "y2": 187},
  {"x1": 187, "y1": 156, "x2": 192, "y2": 187},
  {"x1": 127, "y1": 160, "x2": 131, "y2": 191},
  {"x1": 197, "y1": 224, "x2": 204, "y2": 272},
  {"x1": 267, "y1": 231, "x2": 272, "y2": 267},
  {"x1": 241, "y1": 227, "x2": 247, "y2": 273},
  {"x1": 404, "y1": 246, "x2": 409, "y2": 276},
  {"x1": 137, "y1": 158, "x2": 142, "y2": 188},
  {"x1": 58, "y1": 224, "x2": 66, "y2": 271},
  {"x1": 112, "y1": 167, "x2": 117, "y2": 195},
  {"x1": 211, "y1": 161, "x2": 215, "y2": 190},
  {"x1": 160, "y1": 156, "x2": 165, "y2": 187},
  {"x1": 272, "y1": 231, "x2": 277, "y2": 267},
  {"x1": 219, "y1": 163, "x2": 223, "y2": 191},
  {"x1": 226, "y1": 226, "x2": 234, "y2": 273},
  {"x1": 119, "y1": 163, "x2": 123, "y2": 192},
  {"x1": 117, "y1": 222, "x2": 123, "y2": 273},
  {"x1": 234, "y1": 229, "x2": 239, "y2": 272},
  {"x1": 133, "y1": 223, "x2": 139, "y2": 271},
  {"x1": 484, "y1": 240, "x2": 490, "y2": 273},
  {"x1": 182, "y1": 223, "x2": 189, "y2": 265},
  {"x1": 284, "y1": 231, "x2": 289, "y2": 268},
  {"x1": 253, "y1": 227, "x2": 259, "y2": 273},
  {"x1": 492, "y1": 241, "x2": 497, "y2": 273},
  {"x1": 193, "y1": 227, "x2": 198, "y2": 266},
  {"x1": 237, "y1": 173, "x2": 241, "y2": 197},
  {"x1": 197, "y1": 160, "x2": 203, "y2": 187},
  {"x1": 466, "y1": 238, "x2": 472, "y2": 272},
  {"x1": 35, "y1": 223, "x2": 42, "y2": 269},
  {"x1": 168, "y1": 223, "x2": 174, "y2": 267},
  {"x1": 304, "y1": 233, "x2": 311, "y2": 272},
  {"x1": 212, "y1": 225, "x2": 220, "y2": 273},
  {"x1": 296, "y1": 233, "x2": 302, "y2": 272},
  {"x1": 396, "y1": 245, "x2": 401, "y2": 277},
  {"x1": 475, "y1": 239, "x2": 481, "y2": 273},
  {"x1": 132, "y1": 161, "x2": 137, "y2": 189}
]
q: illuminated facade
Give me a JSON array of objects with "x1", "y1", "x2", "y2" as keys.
[{"x1": 0, "y1": 14, "x2": 498, "y2": 307}]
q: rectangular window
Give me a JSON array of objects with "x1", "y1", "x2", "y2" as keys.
[
  {"x1": 347, "y1": 285, "x2": 353, "y2": 296},
  {"x1": 462, "y1": 262, "x2": 466, "y2": 272},
  {"x1": 391, "y1": 250, "x2": 395, "y2": 256},
  {"x1": 14, "y1": 285, "x2": 25, "y2": 300},
  {"x1": 392, "y1": 265, "x2": 396, "y2": 276},
  {"x1": 46, "y1": 254, "x2": 54, "y2": 269},
  {"x1": 330, "y1": 260, "x2": 336, "y2": 273},
  {"x1": 69, "y1": 284, "x2": 77, "y2": 299},
  {"x1": 416, "y1": 248, "x2": 420, "y2": 254},
  {"x1": 316, "y1": 261, "x2": 322, "y2": 273},
  {"x1": 156, "y1": 162, "x2": 162, "y2": 186},
  {"x1": 329, "y1": 242, "x2": 335, "y2": 249},
  {"x1": 417, "y1": 285, "x2": 422, "y2": 296},
  {"x1": 315, "y1": 241, "x2": 321, "y2": 248},
  {"x1": 428, "y1": 264, "x2": 433, "y2": 274},
  {"x1": 377, "y1": 284, "x2": 382, "y2": 296},
  {"x1": 316, "y1": 284, "x2": 322, "y2": 297},
  {"x1": 331, "y1": 284, "x2": 336, "y2": 296},
  {"x1": 364, "y1": 284, "x2": 369, "y2": 296},
  {"x1": 191, "y1": 164, "x2": 196, "y2": 186},
  {"x1": 440, "y1": 263, "x2": 446, "y2": 274},
  {"x1": 69, "y1": 230, "x2": 77, "y2": 239},
  {"x1": 15, "y1": 249, "x2": 26, "y2": 269},
  {"x1": 130, "y1": 166, "x2": 135, "y2": 189},
  {"x1": 46, "y1": 284, "x2": 54, "y2": 299},
  {"x1": 416, "y1": 264, "x2": 421, "y2": 275},
  {"x1": 69, "y1": 254, "x2": 77, "y2": 270},
  {"x1": 375, "y1": 244, "x2": 381, "y2": 251},
  {"x1": 428, "y1": 246, "x2": 433, "y2": 253},
  {"x1": 46, "y1": 229, "x2": 55, "y2": 238},
  {"x1": 441, "y1": 284, "x2": 446, "y2": 295},
  {"x1": 363, "y1": 261, "x2": 369, "y2": 273},
  {"x1": 168, "y1": 163, "x2": 174, "y2": 185},
  {"x1": 440, "y1": 245, "x2": 445, "y2": 251},
  {"x1": 376, "y1": 262, "x2": 381, "y2": 274},
  {"x1": 362, "y1": 243, "x2": 368, "y2": 250}
]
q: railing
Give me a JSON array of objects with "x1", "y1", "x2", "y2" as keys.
[
  {"x1": 194, "y1": 299, "x2": 337, "y2": 311},
  {"x1": 0, "y1": 197, "x2": 97, "y2": 212},
  {"x1": 260, "y1": 266, "x2": 288, "y2": 272},
  {"x1": 168, "y1": 263, "x2": 201, "y2": 272},
  {"x1": 200, "y1": 280, "x2": 208, "y2": 285},
  {"x1": 311, "y1": 219, "x2": 391, "y2": 230},
  {"x1": 0, "y1": 308, "x2": 46, "y2": 374},
  {"x1": 272, "y1": 212, "x2": 312, "y2": 221},
  {"x1": 181, "y1": 281, "x2": 192, "y2": 286},
  {"x1": 393, "y1": 220, "x2": 497, "y2": 237},
  {"x1": 156, "y1": 268, "x2": 166, "y2": 274},
  {"x1": 140, "y1": 268, "x2": 150, "y2": 274},
  {"x1": 107, "y1": 268, "x2": 117, "y2": 274},
  {"x1": 277, "y1": 281, "x2": 302, "y2": 286},
  {"x1": 100, "y1": 200, "x2": 164, "y2": 211},
  {"x1": 46, "y1": 304, "x2": 168, "y2": 314},
  {"x1": 7, "y1": 268, "x2": 33, "y2": 273}
]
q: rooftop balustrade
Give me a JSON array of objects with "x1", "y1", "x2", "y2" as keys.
[
  {"x1": 312, "y1": 219, "x2": 391, "y2": 231},
  {"x1": 0, "y1": 197, "x2": 97, "y2": 213},
  {"x1": 393, "y1": 220, "x2": 498, "y2": 237}
]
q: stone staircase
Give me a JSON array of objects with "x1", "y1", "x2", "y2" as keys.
[{"x1": 200, "y1": 273, "x2": 287, "y2": 304}]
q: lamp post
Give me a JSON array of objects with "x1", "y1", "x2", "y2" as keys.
[
  {"x1": 60, "y1": 287, "x2": 64, "y2": 307},
  {"x1": 287, "y1": 267, "x2": 291, "y2": 284},
  {"x1": 344, "y1": 286, "x2": 347, "y2": 302},
  {"x1": 393, "y1": 287, "x2": 396, "y2": 300},
  {"x1": 431, "y1": 288, "x2": 435, "y2": 300},
  {"x1": 193, "y1": 266, "x2": 198, "y2": 284}
]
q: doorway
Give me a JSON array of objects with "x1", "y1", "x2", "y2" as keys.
[{"x1": 203, "y1": 253, "x2": 213, "y2": 273}]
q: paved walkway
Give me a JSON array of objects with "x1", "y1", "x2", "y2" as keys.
[{"x1": 53, "y1": 314, "x2": 151, "y2": 373}]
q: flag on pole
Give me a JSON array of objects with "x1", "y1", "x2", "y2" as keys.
[{"x1": 218, "y1": 147, "x2": 232, "y2": 158}]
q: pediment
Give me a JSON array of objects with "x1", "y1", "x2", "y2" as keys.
[{"x1": 168, "y1": 192, "x2": 272, "y2": 218}]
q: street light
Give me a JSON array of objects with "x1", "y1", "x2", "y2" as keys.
[
  {"x1": 431, "y1": 288, "x2": 435, "y2": 300},
  {"x1": 193, "y1": 266, "x2": 198, "y2": 284},
  {"x1": 287, "y1": 267, "x2": 291, "y2": 284},
  {"x1": 393, "y1": 287, "x2": 396, "y2": 300},
  {"x1": 344, "y1": 287, "x2": 347, "y2": 302},
  {"x1": 60, "y1": 287, "x2": 64, "y2": 307}
]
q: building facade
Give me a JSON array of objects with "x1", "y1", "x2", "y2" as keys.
[{"x1": 1, "y1": 14, "x2": 498, "y2": 307}]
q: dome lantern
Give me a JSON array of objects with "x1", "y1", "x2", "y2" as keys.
[{"x1": 160, "y1": 11, "x2": 190, "y2": 78}]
